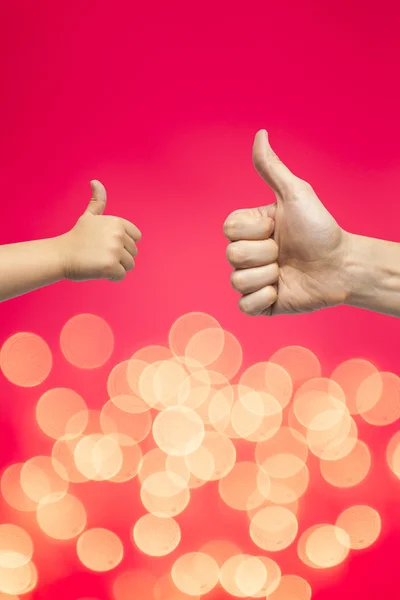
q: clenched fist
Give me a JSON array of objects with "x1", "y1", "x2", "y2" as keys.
[
  {"x1": 59, "y1": 180, "x2": 142, "y2": 282},
  {"x1": 224, "y1": 130, "x2": 350, "y2": 316}
]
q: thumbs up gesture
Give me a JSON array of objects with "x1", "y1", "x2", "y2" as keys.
[
  {"x1": 224, "y1": 130, "x2": 350, "y2": 316},
  {"x1": 60, "y1": 180, "x2": 142, "y2": 282}
]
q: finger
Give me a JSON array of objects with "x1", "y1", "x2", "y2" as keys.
[
  {"x1": 231, "y1": 263, "x2": 279, "y2": 294},
  {"x1": 120, "y1": 249, "x2": 135, "y2": 272},
  {"x1": 252, "y1": 130, "x2": 298, "y2": 196},
  {"x1": 86, "y1": 180, "x2": 107, "y2": 216},
  {"x1": 223, "y1": 209, "x2": 275, "y2": 241},
  {"x1": 107, "y1": 263, "x2": 126, "y2": 282},
  {"x1": 124, "y1": 234, "x2": 138, "y2": 258},
  {"x1": 121, "y1": 218, "x2": 142, "y2": 242},
  {"x1": 226, "y1": 239, "x2": 278, "y2": 269},
  {"x1": 239, "y1": 285, "x2": 278, "y2": 316}
]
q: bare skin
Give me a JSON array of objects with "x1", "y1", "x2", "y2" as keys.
[
  {"x1": 224, "y1": 130, "x2": 400, "y2": 318},
  {"x1": 0, "y1": 180, "x2": 141, "y2": 302}
]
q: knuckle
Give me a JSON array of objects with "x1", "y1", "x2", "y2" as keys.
[
  {"x1": 269, "y1": 240, "x2": 279, "y2": 261},
  {"x1": 226, "y1": 242, "x2": 247, "y2": 266},
  {"x1": 230, "y1": 270, "x2": 247, "y2": 293},
  {"x1": 223, "y1": 216, "x2": 238, "y2": 240},
  {"x1": 239, "y1": 297, "x2": 255, "y2": 316}
]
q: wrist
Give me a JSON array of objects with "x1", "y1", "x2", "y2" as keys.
[
  {"x1": 341, "y1": 231, "x2": 400, "y2": 314},
  {"x1": 49, "y1": 234, "x2": 69, "y2": 281}
]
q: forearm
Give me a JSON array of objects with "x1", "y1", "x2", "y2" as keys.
[
  {"x1": 343, "y1": 233, "x2": 400, "y2": 317},
  {"x1": 0, "y1": 237, "x2": 65, "y2": 302}
]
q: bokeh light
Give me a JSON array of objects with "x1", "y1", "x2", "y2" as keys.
[
  {"x1": 0, "y1": 524, "x2": 33, "y2": 568},
  {"x1": 36, "y1": 492, "x2": 87, "y2": 540},
  {"x1": 171, "y1": 552, "x2": 219, "y2": 596},
  {"x1": 60, "y1": 313, "x2": 114, "y2": 369},
  {"x1": 0, "y1": 332, "x2": 52, "y2": 387},
  {"x1": 336, "y1": 505, "x2": 382, "y2": 550},
  {"x1": 133, "y1": 514, "x2": 181, "y2": 556},
  {"x1": 77, "y1": 528, "x2": 123, "y2": 572}
]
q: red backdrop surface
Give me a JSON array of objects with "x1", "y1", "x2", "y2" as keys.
[{"x1": 1, "y1": 1, "x2": 400, "y2": 599}]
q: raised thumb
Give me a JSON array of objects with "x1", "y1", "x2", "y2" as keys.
[
  {"x1": 252, "y1": 130, "x2": 297, "y2": 196},
  {"x1": 86, "y1": 180, "x2": 107, "y2": 215}
]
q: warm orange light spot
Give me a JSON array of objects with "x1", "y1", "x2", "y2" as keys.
[
  {"x1": 140, "y1": 471, "x2": 190, "y2": 517},
  {"x1": 176, "y1": 367, "x2": 213, "y2": 411},
  {"x1": 51, "y1": 438, "x2": 89, "y2": 483},
  {"x1": 171, "y1": 552, "x2": 219, "y2": 596},
  {"x1": 60, "y1": 314, "x2": 114, "y2": 369},
  {"x1": 320, "y1": 440, "x2": 371, "y2": 488},
  {"x1": 230, "y1": 389, "x2": 282, "y2": 442},
  {"x1": 36, "y1": 492, "x2": 87, "y2": 540},
  {"x1": 185, "y1": 431, "x2": 236, "y2": 482},
  {"x1": 261, "y1": 464, "x2": 309, "y2": 504},
  {"x1": 133, "y1": 513, "x2": 181, "y2": 556},
  {"x1": 204, "y1": 330, "x2": 243, "y2": 381},
  {"x1": 293, "y1": 378, "x2": 346, "y2": 429},
  {"x1": 168, "y1": 312, "x2": 222, "y2": 358},
  {"x1": 198, "y1": 540, "x2": 242, "y2": 568},
  {"x1": 0, "y1": 594, "x2": 20, "y2": 600},
  {"x1": 36, "y1": 387, "x2": 88, "y2": 440},
  {"x1": 107, "y1": 360, "x2": 135, "y2": 397},
  {"x1": 269, "y1": 346, "x2": 321, "y2": 388},
  {"x1": 1, "y1": 464, "x2": 37, "y2": 512},
  {"x1": 0, "y1": 332, "x2": 52, "y2": 387},
  {"x1": 101, "y1": 399, "x2": 152, "y2": 445},
  {"x1": 0, "y1": 525, "x2": 33, "y2": 568},
  {"x1": 184, "y1": 327, "x2": 226, "y2": 367},
  {"x1": 153, "y1": 407, "x2": 204, "y2": 456},
  {"x1": 306, "y1": 412, "x2": 358, "y2": 461},
  {"x1": 207, "y1": 384, "x2": 235, "y2": 431},
  {"x1": 111, "y1": 393, "x2": 150, "y2": 415},
  {"x1": 20, "y1": 456, "x2": 69, "y2": 504},
  {"x1": 266, "y1": 574, "x2": 312, "y2": 600},
  {"x1": 250, "y1": 506, "x2": 298, "y2": 551},
  {"x1": 113, "y1": 569, "x2": 157, "y2": 600},
  {"x1": 386, "y1": 430, "x2": 400, "y2": 477},
  {"x1": 331, "y1": 358, "x2": 379, "y2": 415},
  {"x1": 256, "y1": 427, "x2": 308, "y2": 478},
  {"x1": 235, "y1": 556, "x2": 267, "y2": 597},
  {"x1": 304, "y1": 524, "x2": 350, "y2": 568},
  {"x1": 254, "y1": 557, "x2": 282, "y2": 596},
  {"x1": 336, "y1": 505, "x2": 381, "y2": 550},
  {"x1": 0, "y1": 560, "x2": 38, "y2": 595},
  {"x1": 357, "y1": 372, "x2": 400, "y2": 426},
  {"x1": 219, "y1": 554, "x2": 250, "y2": 598},
  {"x1": 218, "y1": 461, "x2": 265, "y2": 512},
  {"x1": 109, "y1": 442, "x2": 143, "y2": 483},
  {"x1": 239, "y1": 361, "x2": 293, "y2": 409},
  {"x1": 138, "y1": 449, "x2": 167, "y2": 484},
  {"x1": 77, "y1": 528, "x2": 123, "y2": 572},
  {"x1": 74, "y1": 434, "x2": 123, "y2": 481}
]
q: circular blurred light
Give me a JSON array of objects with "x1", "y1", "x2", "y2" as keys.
[
  {"x1": 36, "y1": 492, "x2": 86, "y2": 540},
  {"x1": 20, "y1": 455, "x2": 69, "y2": 504},
  {"x1": 36, "y1": 388, "x2": 88, "y2": 440},
  {"x1": 239, "y1": 361, "x2": 292, "y2": 410},
  {"x1": 0, "y1": 525, "x2": 33, "y2": 568},
  {"x1": 171, "y1": 552, "x2": 219, "y2": 596},
  {"x1": 77, "y1": 528, "x2": 123, "y2": 572},
  {"x1": 140, "y1": 471, "x2": 190, "y2": 517},
  {"x1": 336, "y1": 505, "x2": 381, "y2": 550},
  {"x1": 357, "y1": 372, "x2": 400, "y2": 426},
  {"x1": 269, "y1": 346, "x2": 321, "y2": 388},
  {"x1": 153, "y1": 406, "x2": 204, "y2": 456},
  {"x1": 133, "y1": 514, "x2": 181, "y2": 557},
  {"x1": 250, "y1": 506, "x2": 298, "y2": 551},
  {"x1": 331, "y1": 358, "x2": 379, "y2": 415},
  {"x1": 0, "y1": 332, "x2": 52, "y2": 387},
  {"x1": 320, "y1": 440, "x2": 371, "y2": 487},
  {"x1": 60, "y1": 313, "x2": 114, "y2": 368}
]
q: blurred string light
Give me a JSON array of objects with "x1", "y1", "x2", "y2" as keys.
[{"x1": 0, "y1": 311, "x2": 395, "y2": 598}]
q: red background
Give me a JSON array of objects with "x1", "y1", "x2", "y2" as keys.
[{"x1": 1, "y1": 1, "x2": 400, "y2": 598}]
